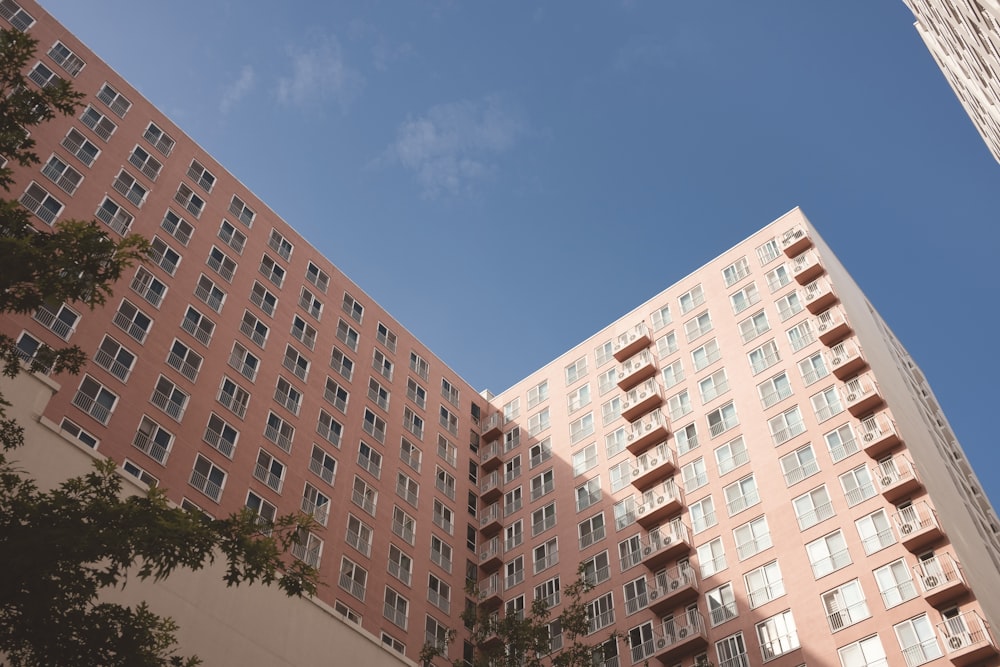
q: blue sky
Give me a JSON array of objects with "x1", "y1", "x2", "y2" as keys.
[{"x1": 41, "y1": 1, "x2": 1000, "y2": 501}]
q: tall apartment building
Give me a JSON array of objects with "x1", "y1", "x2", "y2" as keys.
[
  {"x1": 902, "y1": 0, "x2": 1000, "y2": 164},
  {"x1": 2, "y1": 2, "x2": 1000, "y2": 667}
]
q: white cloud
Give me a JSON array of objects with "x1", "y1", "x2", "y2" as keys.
[
  {"x1": 383, "y1": 95, "x2": 524, "y2": 198},
  {"x1": 276, "y1": 34, "x2": 364, "y2": 110},
  {"x1": 219, "y1": 65, "x2": 256, "y2": 114}
]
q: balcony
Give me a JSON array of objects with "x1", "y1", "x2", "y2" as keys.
[
  {"x1": 859, "y1": 410, "x2": 902, "y2": 457},
  {"x1": 647, "y1": 565, "x2": 699, "y2": 614},
  {"x1": 803, "y1": 277, "x2": 837, "y2": 314},
  {"x1": 636, "y1": 481, "x2": 684, "y2": 528},
  {"x1": 641, "y1": 521, "x2": 692, "y2": 570},
  {"x1": 617, "y1": 349, "x2": 657, "y2": 391},
  {"x1": 780, "y1": 225, "x2": 812, "y2": 257},
  {"x1": 653, "y1": 613, "x2": 708, "y2": 662},
  {"x1": 827, "y1": 338, "x2": 867, "y2": 380},
  {"x1": 482, "y1": 413, "x2": 503, "y2": 439},
  {"x1": 791, "y1": 249, "x2": 824, "y2": 284},
  {"x1": 479, "y1": 536, "x2": 503, "y2": 571},
  {"x1": 815, "y1": 305, "x2": 852, "y2": 345},
  {"x1": 844, "y1": 372, "x2": 884, "y2": 417},
  {"x1": 480, "y1": 470, "x2": 503, "y2": 504},
  {"x1": 479, "y1": 503, "x2": 502, "y2": 535},
  {"x1": 873, "y1": 455, "x2": 922, "y2": 503},
  {"x1": 478, "y1": 574, "x2": 503, "y2": 608},
  {"x1": 480, "y1": 440, "x2": 502, "y2": 470},
  {"x1": 894, "y1": 501, "x2": 944, "y2": 551},
  {"x1": 626, "y1": 409, "x2": 670, "y2": 454},
  {"x1": 937, "y1": 611, "x2": 997, "y2": 666},
  {"x1": 629, "y1": 442, "x2": 678, "y2": 489},
  {"x1": 621, "y1": 378, "x2": 664, "y2": 423},
  {"x1": 612, "y1": 322, "x2": 652, "y2": 362},
  {"x1": 915, "y1": 554, "x2": 968, "y2": 606}
]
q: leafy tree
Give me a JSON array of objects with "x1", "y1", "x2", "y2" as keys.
[
  {"x1": 0, "y1": 27, "x2": 320, "y2": 666},
  {"x1": 422, "y1": 571, "x2": 620, "y2": 667}
]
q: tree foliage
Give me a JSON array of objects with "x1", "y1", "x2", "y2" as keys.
[
  {"x1": 422, "y1": 572, "x2": 620, "y2": 667},
  {"x1": 0, "y1": 27, "x2": 320, "y2": 667}
]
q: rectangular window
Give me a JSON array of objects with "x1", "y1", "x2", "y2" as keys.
[
  {"x1": 661, "y1": 359, "x2": 684, "y2": 389},
  {"x1": 94, "y1": 335, "x2": 136, "y2": 382},
  {"x1": 20, "y1": 182, "x2": 63, "y2": 225},
  {"x1": 61, "y1": 128, "x2": 100, "y2": 167},
  {"x1": 308, "y1": 444, "x2": 337, "y2": 486},
  {"x1": 306, "y1": 261, "x2": 329, "y2": 292},
  {"x1": 396, "y1": 472, "x2": 419, "y2": 507},
  {"x1": 133, "y1": 415, "x2": 172, "y2": 464},
  {"x1": 581, "y1": 551, "x2": 611, "y2": 587},
  {"x1": 204, "y1": 413, "x2": 238, "y2": 459},
  {"x1": 383, "y1": 588, "x2": 409, "y2": 630},
  {"x1": 594, "y1": 340, "x2": 614, "y2": 367},
  {"x1": 567, "y1": 384, "x2": 591, "y2": 413},
  {"x1": 874, "y1": 559, "x2": 918, "y2": 608},
  {"x1": 194, "y1": 274, "x2": 226, "y2": 313},
  {"x1": 738, "y1": 310, "x2": 770, "y2": 343},
  {"x1": 96, "y1": 82, "x2": 131, "y2": 117},
  {"x1": 811, "y1": 386, "x2": 844, "y2": 422},
  {"x1": 569, "y1": 413, "x2": 594, "y2": 444},
  {"x1": 776, "y1": 292, "x2": 803, "y2": 321},
  {"x1": 565, "y1": 356, "x2": 588, "y2": 385},
  {"x1": 651, "y1": 304, "x2": 672, "y2": 330},
  {"x1": 587, "y1": 593, "x2": 615, "y2": 633},
  {"x1": 734, "y1": 515, "x2": 771, "y2": 560},
  {"x1": 787, "y1": 321, "x2": 815, "y2": 352},
  {"x1": 527, "y1": 380, "x2": 549, "y2": 408},
  {"x1": 189, "y1": 454, "x2": 225, "y2": 502},
  {"x1": 758, "y1": 371, "x2": 792, "y2": 409},
  {"x1": 806, "y1": 530, "x2": 851, "y2": 578},
  {"x1": 689, "y1": 496, "x2": 717, "y2": 533},
  {"x1": 533, "y1": 537, "x2": 559, "y2": 574},
  {"x1": 683, "y1": 310, "x2": 713, "y2": 342},
  {"x1": 729, "y1": 282, "x2": 760, "y2": 314},
  {"x1": 264, "y1": 411, "x2": 294, "y2": 453},
  {"x1": 302, "y1": 289, "x2": 325, "y2": 321},
  {"x1": 766, "y1": 263, "x2": 791, "y2": 292},
  {"x1": 756, "y1": 238, "x2": 780, "y2": 265},
  {"x1": 667, "y1": 390, "x2": 692, "y2": 420},
  {"x1": 403, "y1": 407, "x2": 424, "y2": 439},
  {"x1": 505, "y1": 556, "x2": 525, "y2": 589},
  {"x1": 531, "y1": 502, "x2": 556, "y2": 535},
  {"x1": 798, "y1": 352, "x2": 829, "y2": 385},
  {"x1": 352, "y1": 477, "x2": 378, "y2": 516},
  {"x1": 530, "y1": 469, "x2": 555, "y2": 501},
  {"x1": 572, "y1": 443, "x2": 599, "y2": 476},
  {"x1": 274, "y1": 376, "x2": 302, "y2": 415},
  {"x1": 576, "y1": 479, "x2": 602, "y2": 513},
  {"x1": 601, "y1": 396, "x2": 623, "y2": 424},
  {"x1": 780, "y1": 444, "x2": 820, "y2": 486},
  {"x1": 151, "y1": 375, "x2": 188, "y2": 421},
  {"x1": 697, "y1": 537, "x2": 726, "y2": 578},
  {"x1": 387, "y1": 545, "x2": 412, "y2": 586},
  {"x1": 748, "y1": 340, "x2": 780, "y2": 374},
  {"x1": 434, "y1": 465, "x2": 455, "y2": 499},
  {"x1": 768, "y1": 405, "x2": 805, "y2": 445},
  {"x1": 675, "y1": 422, "x2": 698, "y2": 455},
  {"x1": 48, "y1": 40, "x2": 85, "y2": 76},
  {"x1": 282, "y1": 345, "x2": 309, "y2": 382},
  {"x1": 316, "y1": 408, "x2": 344, "y2": 447},
  {"x1": 174, "y1": 184, "x2": 204, "y2": 218},
  {"x1": 678, "y1": 284, "x2": 704, "y2": 314},
  {"x1": 253, "y1": 449, "x2": 285, "y2": 493},
  {"x1": 207, "y1": 246, "x2": 237, "y2": 283},
  {"x1": 793, "y1": 485, "x2": 835, "y2": 530},
  {"x1": 707, "y1": 583, "x2": 738, "y2": 627},
  {"x1": 148, "y1": 236, "x2": 180, "y2": 276},
  {"x1": 656, "y1": 330, "x2": 678, "y2": 358},
  {"x1": 744, "y1": 560, "x2": 784, "y2": 608},
  {"x1": 392, "y1": 507, "x2": 416, "y2": 545},
  {"x1": 698, "y1": 368, "x2": 729, "y2": 403},
  {"x1": 142, "y1": 122, "x2": 174, "y2": 156},
  {"x1": 431, "y1": 499, "x2": 454, "y2": 535},
  {"x1": 682, "y1": 458, "x2": 708, "y2": 493},
  {"x1": 329, "y1": 346, "x2": 353, "y2": 381},
  {"x1": 159, "y1": 210, "x2": 193, "y2": 247},
  {"x1": 41, "y1": 154, "x2": 82, "y2": 194},
  {"x1": 529, "y1": 438, "x2": 552, "y2": 468},
  {"x1": 439, "y1": 405, "x2": 458, "y2": 435},
  {"x1": 128, "y1": 145, "x2": 161, "y2": 181},
  {"x1": 757, "y1": 610, "x2": 800, "y2": 660},
  {"x1": 259, "y1": 254, "x2": 285, "y2": 288},
  {"x1": 400, "y1": 438, "x2": 422, "y2": 473},
  {"x1": 722, "y1": 257, "x2": 751, "y2": 287},
  {"x1": 825, "y1": 423, "x2": 859, "y2": 462},
  {"x1": 715, "y1": 436, "x2": 749, "y2": 476},
  {"x1": 692, "y1": 338, "x2": 721, "y2": 371},
  {"x1": 229, "y1": 195, "x2": 256, "y2": 226},
  {"x1": 707, "y1": 402, "x2": 739, "y2": 438},
  {"x1": 409, "y1": 351, "x2": 429, "y2": 380},
  {"x1": 81, "y1": 104, "x2": 119, "y2": 142},
  {"x1": 823, "y1": 579, "x2": 870, "y2": 632}
]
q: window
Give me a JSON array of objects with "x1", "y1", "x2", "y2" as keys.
[
  {"x1": 678, "y1": 284, "x2": 704, "y2": 314},
  {"x1": 207, "y1": 246, "x2": 237, "y2": 282},
  {"x1": 682, "y1": 458, "x2": 708, "y2": 492},
  {"x1": 569, "y1": 413, "x2": 594, "y2": 444},
  {"x1": 723, "y1": 257, "x2": 751, "y2": 287},
  {"x1": 504, "y1": 487, "x2": 523, "y2": 516},
  {"x1": 572, "y1": 443, "x2": 599, "y2": 476},
  {"x1": 111, "y1": 301, "x2": 150, "y2": 343},
  {"x1": 439, "y1": 405, "x2": 458, "y2": 435},
  {"x1": 601, "y1": 396, "x2": 622, "y2": 424},
  {"x1": 430, "y1": 535, "x2": 452, "y2": 572},
  {"x1": 699, "y1": 368, "x2": 729, "y2": 403},
  {"x1": 730, "y1": 283, "x2": 760, "y2": 314},
  {"x1": 826, "y1": 423, "x2": 859, "y2": 462},
  {"x1": 758, "y1": 372, "x2": 792, "y2": 409},
  {"x1": 204, "y1": 413, "x2": 238, "y2": 459},
  {"x1": 329, "y1": 346, "x2": 354, "y2": 382},
  {"x1": 780, "y1": 444, "x2": 820, "y2": 486},
  {"x1": 531, "y1": 502, "x2": 556, "y2": 535},
  {"x1": 840, "y1": 465, "x2": 876, "y2": 507},
  {"x1": 129, "y1": 267, "x2": 167, "y2": 308},
  {"x1": 529, "y1": 438, "x2": 552, "y2": 468},
  {"x1": 81, "y1": 105, "x2": 117, "y2": 141},
  {"x1": 128, "y1": 145, "x2": 161, "y2": 181},
  {"x1": 274, "y1": 377, "x2": 302, "y2": 415},
  {"x1": 20, "y1": 182, "x2": 63, "y2": 224},
  {"x1": 649, "y1": 303, "x2": 672, "y2": 331},
  {"x1": 427, "y1": 574, "x2": 451, "y2": 614},
  {"x1": 766, "y1": 263, "x2": 791, "y2": 291},
  {"x1": 180, "y1": 305, "x2": 213, "y2": 346},
  {"x1": 530, "y1": 469, "x2": 555, "y2": 501},
  {"x1": 264, "y1": 411, "x2": 294, "y2": 453},
  {"x1": 246, "y1": 491, "x2": 276, "y2": 529},
  {"x1": 806, "y1": 530, "x2": 851, "y2": 578},
  {"x1": 715, "y1": 436, "x2": 748, "y2": 475},
  {"x1": 787, "y1": 321, "x2": 815, "y2": 352},
  {"x1": 535, "y1": 576, "x2": 561, "y2": 609},
  {"x1": 734, "y1": 515, "x2": 771, "y2": 560},
  {"x1": 41, "y1": 155, "x2": 82, "y2": 194},
  {"x1": 707, "y1": 402, "x2": 739, "y2": 438},
  {"x1": 189, "y1": 455, "x2": 225, "y2": 502},
  {"x1": 667, "y1": 390, "x2": 692, "y2": 420},
  {"x1": 724, "y1": 475, "x2": 760, "y2": 516},
  {"x1": 28, "y1": 61, "x2": 62, "y2": 89},
  {"x1": 403, "y1": 406, "x2": 424, "y2": 439},
  {"x1": 798, "y1": 352, "x2": 829, "y2": 385},
  {"x1": 776, "y1": 292, "x2": 803, "y2": 321},
  {"x1": 351, "y1": 476, "x2": 377, "y2": 517},
  {"x1": 396, "y1": 471, "x2": 419, "y2": 507},
  {"x1": 217, "y1": 377, "x2": 249, "y2": 418},
  {"x1": 94, "y1": 336, "x2": 136, "y2": 382},
  {"x1": 149, "y1": 237, "x2": 180, "y2": 275},
  {"x1": 361, "y1": 378, "x2": 388, "y2": 413},
  {"x1": 228, "y1": 195, "x2": 256, "y2": 226},
  {"x1": 684, "y1": 310, "x2": 713, "y2": 342},
  {"x1": 576, "y1": 478, "x2": 602, "y2": 512},
  {"x1": 605, "y1": 427, "x2": 627, "y2": 458},
  {"x1": 161, "y1": 210, "x2": 193, "y2": 246},
  {"x1": 305, "y1": 261, "x2": 329, "y2": 293},
  {"x1": 895, "y1": 615, "x2": 944, "y2": 667},
  {"x1": 587, "y1": 593, "x2": 615, "y2": 633},
  {"x1": 675, "y1": 422, "x2": 699, "y2": 455},
  {"x1": 689, "y1": 496, "x2": 717, "y2": 533},
  {"x1": 48, "y1": 40, "x2": 84, "y2": 75},
  {"x1": 133, "y1": 415, "x2": 172, "y2": 464},
  {"x1": 314, "y1": 409, "x2": 342, "y2": 447},
  {"x1": 745, "y1": 560, "x2": 784, "y2": 608},
  {"x1": 380, "y1": 633, "x2": 405, "y2": 655},
  {"x1": 409, "y1": 351, "x2": 429, "y2": 380},
  {"x1": 823, "y1": 579, "x2": 870, "y2": 632},
  {"x1": 692, "y1": 339, "x2": 721, "y2": 371},
  {"x1": 697, "y1": 537, "x2": 726, "y2": 578},
  {"x1": 812, "y1": 386, "x2": 844, "y2": 421},
  {"x1": 142, "y1": 122, "x2": 174, "y2": 156},
  {"x1": 387, "y1": 545, "x2": 412, "y2": 585},
  {"x1": 793, "y1": 485, "x2": 835, "y2": 530},
  {"x1": 96, "y1": 82, "x2": 131, "y2": 117},
  {"x1": 383, "y1": 588, "x2": 409, "y2": 630},
  {"x1": 436, "y1": 435, "x2": 457, "y2": 467},
  {"x1": 342, "y1": 292, "x2": 365, "y2": 324},
  {"x1": 608, "y1": 460, "x2": 631, "y2": 493},
  {"x1": 505, "y1": 520, "x2": 524, "y2": 551},
  {"x1": 839, "y1": 635, "x2": 888, "y2": 667},
  {"x1": 392, "y1": 505, "x2": 416, "y2": 545},
  {"x1": 405, "y1": 378, "x2": 427, "y2": 409},
  {"x1": 594, "y1": 340, "x2": 614, "y2": 368},
  {"x1": 399, "y1": 438, "x2": 422, "y2": 473},
  {"x1": 748, "y1": 340, "x2": 780, "y2": 374},
  {"x1": 259, "y1": 255, "x2": 285, "y2": 288},
  {"x1": 739, "y1": 310, "x2": 770, "y2": 343},
  {"x1": 703, "y1": 583, "x2": 737, "y2": 628},
  {"x1": 435, "y1": 466, "x2": 455, "y2": 499},
  {"x1": 174, "y1": 184, "x2": 204, "y2": 218},
  {"x1": 757, "y1": 610, "x2": 800, "y2": 660},
  {"x1": 856, "y1": 508, "x2": 896, "y2": 555},
  {"x1": 567, "y1": 384, "x2": 591, "y2": 413},
  {"x1": 279, "y1": 345, "x2": 308, "y2": 382},
  {"x1": 339, "y1": 557, "x2": 368, "y2": 601},
  {"x1": 504, "y1": 555, "x2": 525, "y2": 589},
  {"x1": 577, "y1": 512, "x2": 605, "y2": 549},
  {"x1": 597, "y1": 367, "x2": 618, "y2": 396},
  {"x1": 755, "y1": 237, "x2": 780, "y2": 264},
  {"x1": 581, "y1": 551, "x2": 611, "y2": 586},
  {"x1": 194, "y1": 274, "x2": 225, "y2": 313},
  {"x1": 565, "y1": 356, "x2": 588, "y2": 385},
  {"x1": 254, "y1": 449, "x2": 285, "y2": 493},
  {"x1": 151, "y1": 375, "x2": 188, "y2": 421},
  {"x1": 373, "y1": 322, "x2": 397, "y2": 353},
  {"x1": 60, "y1": 130, "x2": 100, "y2": 170},
  {"x1": 875, "y1": 559, "x2": 918, "y2": 608},
  {"x1": 768, "y1": 406, "x2": 805, "y2": 445},
  {"x1": 533, "y1": 537, "x2": 558, "y2": 573}
]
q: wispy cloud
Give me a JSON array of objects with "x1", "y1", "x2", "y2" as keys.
[
  {"x1": 381, "y1": 95, "x2": 524, "y2": 198},
  {"x1": 276, "y1": 34, "x2": 364, "y2": 110},
  {"x1": 219, "y1": 65, "x2": 256, "y2": 114}
]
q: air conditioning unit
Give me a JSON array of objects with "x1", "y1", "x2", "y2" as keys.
[
  {"x1": 649, "y1": 458, "x2": 658, "y2": 466},
  {"x1": 670, "y1": 579, "x2": 680, "y2": 590},
  {"x1": 632, "y1": 468, "x2": 642, "y2": 477},
  {"x1": 832, "y1": 357, "x2": 843, "y2": 365},
  {"x1": 948, "y1": 634, "x2": 973, "y2": 650},
  {"x1": 677, "y1": 628, "x2": 689, "y2": 639},
  {"x1": 863, "y1": 432, "x2": 875, "y2": 442},
  {"x1": 881, "y1": 476, "x2": 894, "y2": 486},
  {"x1": 656, "y1": 496, "x2": 665, "y2": 505},
  {"x1": 922, "y1": 575, "x2": 940, "y2": 588},
  {"x1": 806, "y1": 293, "x2": 815, "y2": 301},
  {"x1": 645, "y1": 423, "x2": 653, "y2": 432},
  {"x1": 627, "y1": 433, "x2": 635, "y2": 441},
  {"x1": 900, "y1": 522, "x2": 915, "y2": 535},
  {"x1": 622, "y1": 401, "x2": 631, "y2": 409},
  {"x1": 643, "y1": 546, "x2": 652, "y2": 556},
  {"x1": 818, "y1": 324, "x2": 829, "y2": 331},
  {"x1": 649, "y1": 590, "x2": 659, "y2": 600},
  {"x1": 638, "y1": 506, "x2": 646, "y2": 515},
  {"x1": 847, "y1": 393, "x2": 858, "y2": 401},
  {"x1": 661, "y1": 536, "x2": 672, "y2": 546},
  {"x1": 629, "y1": 333, "x2": 638, "y2": 342},
  {"x1": 656, "y1": 639, "x2": 667, "y2": 649}
]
